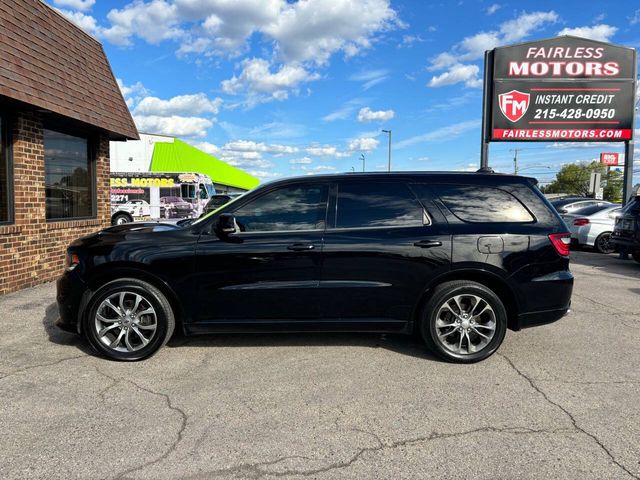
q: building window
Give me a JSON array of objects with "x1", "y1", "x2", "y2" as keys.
[
  {"x1": 0, "y1": 115, "x2": 11, "y2": 223},
  {"x1": 44, "y1": 129, "x2": 94, "y2": 220}
]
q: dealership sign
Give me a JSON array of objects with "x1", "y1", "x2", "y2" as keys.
[
  {"x1": 600, "y1": 152, "x2": 620, "y2": 165},
  {"x1": 488, "y1": 36, "x2": 636, "y2": 142}
]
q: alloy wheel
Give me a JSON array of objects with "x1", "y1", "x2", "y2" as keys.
[
  {"x1": 596, "y1": 233, "x2": 614, "y2": 254},
  {"x1": 434, "y1": 294, "x2": 496, "y2": 355},
  {"x1": 94, "y1": 291, "x2": 158, "y2": 353}
]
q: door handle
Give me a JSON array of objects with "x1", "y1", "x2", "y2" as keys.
[
  {"x1": 287, "y1": 243, "x2": 315, "y2": 251},
  {"x1": 414, "y1": 240, "x2": 442, "y2": 248}
]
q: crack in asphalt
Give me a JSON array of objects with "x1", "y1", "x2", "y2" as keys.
[
  {"x1": 92, "y1": 367, "x2": 189, "y2": 480},
  {"x1": 0, "y1": 353, "x2": 88, "y2": 381},
  {"x1": 572, "y1": 293, "x2": 639, "y2": 317},
  {"x1": 499, "y1": 353, "x2": 639, "y2": 479},
  {"x1": 182, "y1": 425, "x2": 574, "y2": 479}
]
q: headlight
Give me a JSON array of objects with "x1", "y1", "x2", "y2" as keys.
[{"x1": 66, "y1": 252, "x2": 80, "y2": 271}]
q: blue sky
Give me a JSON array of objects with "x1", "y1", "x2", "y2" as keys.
[{"x1": 48, "y1": 0, "x2": 640, "y2": 184}]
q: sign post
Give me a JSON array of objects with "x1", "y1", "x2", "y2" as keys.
[{"x1": 481, "y1": 36, "x2": 637, "y2": 203}]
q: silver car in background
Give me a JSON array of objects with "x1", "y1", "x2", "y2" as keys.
[{"x1": 564, "y1": 204, "x2": 621, "y2": 253}]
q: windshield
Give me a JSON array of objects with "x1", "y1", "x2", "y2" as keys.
[
  {"x1": 206, "y1": 184, "x2": 215, "y2": 196},
  {"x1": 621, "y1": 197, "x2": 640, "y2": 214}
]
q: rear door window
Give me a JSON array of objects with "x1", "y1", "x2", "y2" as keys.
[
  {"x1": 334, "y1": 182, "x2": 425, "y2": 229},
  {"x1": 431, "y1": 184, "x2": 534, "y2": 223}
]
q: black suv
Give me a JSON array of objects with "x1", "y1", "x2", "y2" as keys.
[
  {"x1": 611, "y1": 195, "x2": 640, "y2": 261},
  {"x1": 56, "y1": 173, "x2": 573, "y2": 363}
]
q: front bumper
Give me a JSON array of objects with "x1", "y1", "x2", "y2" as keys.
[{"x1": 55, "y1": 269, "x2": 88, "y2": 334}]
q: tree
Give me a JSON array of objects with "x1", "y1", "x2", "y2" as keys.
[{"x1": 542, "y1": 161, "x2": 622, "y2": 202}]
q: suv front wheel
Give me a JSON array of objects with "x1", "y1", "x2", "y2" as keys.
[
  {"x1": 421, "y1": 281, "x2": 507, "y2": 363},
  {"x1": 83, "y1": 278, "x2": 175, "y2": 361}
]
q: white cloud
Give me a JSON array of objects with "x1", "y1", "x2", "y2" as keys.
[
  {"x1": 176, "y1": 0, "x2": 281, "y2": 56},
  {"x1": 289, "y1": 157, "x2": 313, "y2": 164},
  {"x1": 304, "y1": 165, "x2": 337, "y2": 175},
  {"x1": 116, "y1": 79, "x2": 150, "y2": 108},
  {"x1": 357, "y1": 107, "x2": 395, "y2": 123},
  {"x1": 56, "y1": 9, "x2": 100, "y2": 36},
  {"x1": 194, "y1": 141, "x2": 222, "y2": 156},
  {"x1": 428, "y1": 64, "x2": 481, "y2": 88},
  {"x1": 398, "y1": 34, "x2": 424, "y2": 48},
  {"x1": 221, "y1": 58, "x2": 320, "y2": 105},
  {"x1": 349, "y1": 69, "x2": 390, "y2": 90},
  {"x1": 263, "y1": 0, "x2": 401, "y2": 65},
  {"x1": 223, "y1": 140, "x2": 298, "y2": 155},
  {"x1": 395, "y1": 119, "x2": 481, "y2": 148},
  {"x1": 558, "y1": 24, "x2": 617, "y2": 42},
  {"x1": 305, "y1": 145, "x2": 349, "y2": 158},
  {"x1": 630, "y1": 9, "x2": 640, "y2": 25},
  {"x1": 499, "y1": 11, "x2": 558, "y2": 43},
  {"x1": 249, "y1": 170, "x2": 282, "y2": 180},
  {"x1": 348, "y1": 137, "x2": 379, "y2": 152},
  {"x1": 134, "y1": 93, "x2": 222, "y2": 116},
  {"x1": 323, "y1": 98, "x2": 365, "y2": 122},
  {"x1": 53, "y1": 0, "x2": 95, "y2": 12},
  {"x1": 133, "y1": 115, "x2": 213, "y2": 137},
  {"x1": 90, "y1": 0, "x2": 401, "y2": 70},
  {"x1": 102, "y1": 1, "x2": 184, "y2": 47},
  {"x1": 427, "y1": 11, "x2": 558, "y2": 87},
  {"x1": 486, "y1": 4, "x2": 501, "y2": 15}
]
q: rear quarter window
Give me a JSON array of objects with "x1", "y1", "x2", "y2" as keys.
[{"x1": 432, "y1": 184, "x2": 534, "y2": 223}]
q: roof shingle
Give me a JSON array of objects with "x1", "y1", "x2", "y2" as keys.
[{"x1": 0, "y1": 0, "x2": 138, "y2": 139}]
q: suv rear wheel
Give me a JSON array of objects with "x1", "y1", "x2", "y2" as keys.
[
  {"x1": 421, "y1": 281, "x2": 507, "y2": 363},
  {"x1": 83, "y1": 278, "x2": 175, "y2": 361}
]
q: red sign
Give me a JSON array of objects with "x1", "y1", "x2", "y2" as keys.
[
  {"x1": 498, "y1": 90, "x2": 530, "y2": 122},
  {"x1": 600, "y1": 152, "x2": 620, "y2": 165}
]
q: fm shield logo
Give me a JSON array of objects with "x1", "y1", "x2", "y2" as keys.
[{"x1": 498, "y1": 90, "x2": 530, "y2": 122}]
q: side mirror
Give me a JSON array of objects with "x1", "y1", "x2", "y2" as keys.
[{"x1": 215, "y1": 213, "x2": 237, "y2": 235}]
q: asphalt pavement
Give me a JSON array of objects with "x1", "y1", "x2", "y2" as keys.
[{"x1": 1, "y1": 250, "x2": 639, "y2": 479}]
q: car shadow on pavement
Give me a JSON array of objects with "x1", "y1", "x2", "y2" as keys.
[
  {"x1": 42, "y1": 302, "x2": 94, "y2": 355},
  {"x1": 571, "y1": 251, "x2": 640, "y2": 275},
  {"x1": 167, "y1": 331, "x2": 442, "y2": 362}
]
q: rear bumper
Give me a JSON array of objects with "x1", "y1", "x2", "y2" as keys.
[
  {"x1": 513, "y1": 270, "x2": 573, "y2": 330},
  {"x1": 610, "y1": 234, "x2": 638, "y2": 249},
  {"x1": 517, "y1": 304, "x2": 570, "y2": 329}
]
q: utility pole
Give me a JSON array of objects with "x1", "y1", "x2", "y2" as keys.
[
  {"x1": 360, "y1": 153, "x2": 365, "y2": 172},
  {"x1": 382, "y1": 129, "x2": 392, "y2": 172},
  {"x1": 510, "y1": 148, "x2": 520, "y2": 174}
]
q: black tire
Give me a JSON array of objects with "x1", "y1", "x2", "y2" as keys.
[
  {"x1": 594, "y1": 232, "x2": 614, "y2": 254},
  {"x1": 420, "y1": 280, "x2": 507, "y2": 363},
  {"x1": 633, "y1": 251, "x2": 640, "y2": 264},
  {"x1": 112, "y1": 213, "x2": 132, "y2": 226},
  {"x1": 83, "y1": 278, "x2": 175, "y2": 361}
]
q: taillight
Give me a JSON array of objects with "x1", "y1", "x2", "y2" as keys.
[
  {"x1": 549, "y1": 233, "x2": 571, "y2": 257},
  {"x1": 573, "y1": 218, "x2": 590, "y2": 226}
]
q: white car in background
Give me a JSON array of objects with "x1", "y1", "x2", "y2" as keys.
[
  {"x1": 110, "y1": 199, "x2": 152, "y2": 225},
  {"x1": 565, "y1": 204, "x2": 621, "y2": 254}
]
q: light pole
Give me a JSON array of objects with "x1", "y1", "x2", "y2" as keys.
[
  {"x1": 382, "y1": 129, "x2": 392, "y2": 172},
  {"x1": 360, "y1": 153, "x2": 365, "y2": 172}
]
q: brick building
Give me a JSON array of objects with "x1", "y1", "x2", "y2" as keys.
[{"x1": 0, "y1": 0, "x2": 138, "y2": 294}]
